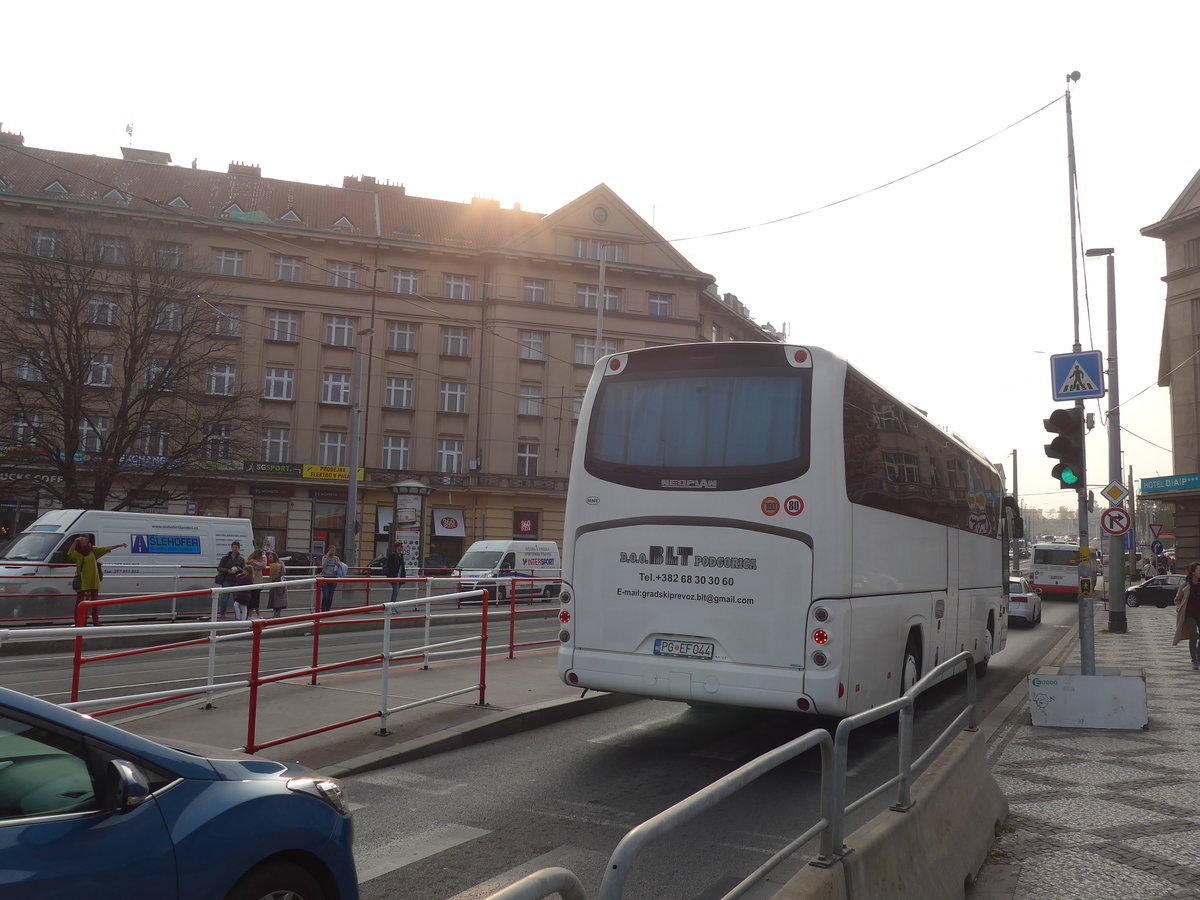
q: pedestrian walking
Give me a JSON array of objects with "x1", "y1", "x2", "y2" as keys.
[
  {"x1": 384, "y1": 541, "x2": 407, "y2": 603},
  {"x1": 68, "y1": 536, "x2": 126, "y2": 626},
  {"x1": 216, "y1": 541, "x2": 245, "y2": 620},
  {"x1": 266, "y1": 549, "x2": 288, "y2": 617},
  {"x1": 320, "y1": 546, "x2": 343, "y2": 613},
  {"x1": 1143, "y1": 557, "x2": 1157, "y2": 581},
  {"x1": 239, "y1": 548, "x2": 266, "y2": 620},
  {"x1": 1172, "y1": 562, "x2": 1200, "y2": 670}
]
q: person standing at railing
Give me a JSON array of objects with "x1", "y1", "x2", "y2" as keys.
[
  {"x1": 216, "y1": 541, "x2": 245, "y2": 620},
  {"x1": 320, "y1": 546, "x2": 344, "y2": 612},
  {"x1": 266, "y1": 549, "x2": 288, "y2": 617},
  {"x1": 384, "y1": 540, "x2": 407, "y2": 603},
  {"x1": 240, "y1": 548, "x2": 266, "y2": 621},
  {"x1": 68, "y1": 536, "x2": 126, "y2": 626}
]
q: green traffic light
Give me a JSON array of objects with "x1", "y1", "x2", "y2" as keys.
[
  {"x1": 1052, "y1": 463, "x2": 1080, "y2": 487},
  {"x1": 1061, "y1": 467, "x2": 1080, "y2": 486}
]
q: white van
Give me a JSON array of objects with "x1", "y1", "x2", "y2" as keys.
[
  {"x1": 0, "y1": 509, "x2": 254, "y2": 624},
  {"x1": 456, "y1": 540, "x2": 561, "y2": 603}
]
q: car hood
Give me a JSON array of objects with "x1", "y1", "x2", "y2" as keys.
[{"x1": 144, "y1": 734, "x2": 314, "y2": 780}]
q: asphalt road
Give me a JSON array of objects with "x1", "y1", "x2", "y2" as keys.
[{"x1": 345, "y1": 598, "x2": 1079, "y2": 899}]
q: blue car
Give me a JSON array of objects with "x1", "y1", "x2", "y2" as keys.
[{"x1": 0, "y1": 686, "x2": 357, "y2": 900}]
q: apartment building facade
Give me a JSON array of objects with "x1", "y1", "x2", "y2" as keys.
[{"x1": 0, "y1": 134, "x2": 779, "y2": 568}]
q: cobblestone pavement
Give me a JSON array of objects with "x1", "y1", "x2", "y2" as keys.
[{"x1": 970, "y1": 606, "x2": 1200, "y2": 900}]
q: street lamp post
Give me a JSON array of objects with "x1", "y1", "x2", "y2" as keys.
[
  {"x1": 1086, "y1": 247, "x2": 1126, "y2": 634},
  {"x1": 344, "y1": 326, "x2": 374, "y2": 567}
]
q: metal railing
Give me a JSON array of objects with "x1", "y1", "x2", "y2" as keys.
[{"x1": 490, "y1": 651, "x2": 979, "y2": 900}]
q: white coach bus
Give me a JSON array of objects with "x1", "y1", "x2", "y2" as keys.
[{"x1": 557, "y1": 343, "x2": 1017, "y2": 717}]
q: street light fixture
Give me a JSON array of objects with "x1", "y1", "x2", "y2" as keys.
[
  {"x1": 1085, "y1": 247, "x2": 1126, "y2": 634},
  {"x1": 344, "y1": 326, "x2": 375, "y2": 567}
]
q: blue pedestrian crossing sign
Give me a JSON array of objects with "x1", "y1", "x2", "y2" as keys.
[{"x1": 1050, "y1": 351, "x2": 1105, "y2": 401}]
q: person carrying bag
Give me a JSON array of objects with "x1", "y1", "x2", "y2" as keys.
[{"x1": 68, "y1": 536, "x2": 126, "y2": 626}]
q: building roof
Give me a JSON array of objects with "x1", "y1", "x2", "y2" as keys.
[{"x1": 0, "y1": 142, "x2": 546, "y2": 249}]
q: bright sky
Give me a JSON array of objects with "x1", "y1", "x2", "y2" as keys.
[{"x1": 5, "y1": 1, "x2": 1196, "y2": 513}]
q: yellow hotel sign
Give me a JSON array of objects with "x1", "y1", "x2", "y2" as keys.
[{"x1": 302, "y1": 465, "x2": 365, "y2": 481}]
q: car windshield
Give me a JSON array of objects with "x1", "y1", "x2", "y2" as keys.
[
  {"x1": 0, "y1": 532, "x2": 62, "y2": 562},
  {"x1": 458, "y1": 551, "x2": 502, "y2": 569}
]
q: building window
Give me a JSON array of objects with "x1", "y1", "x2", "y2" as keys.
[
  {"x1": 154, "y1": 301, "x2": 182, "y2": 332},
  {"x1": 80, "y1": 416, "x2": 109, "y2": 453},
  {"x1": 576, "y1": 284, "x2": 620, "y2": 311},
  {"x1": 393, "y1": 269, "x2": 420, "y2": 294},
  {"x1": 519, "y1": 331, "x2": 546, "y2": 361},
  {"x1": 648, "y1": 292, "x2": 673, "y2": 318},
  {"x1": 523, "y1": 278, "x2": 547, "y2": 303},
  {"x1": 385, "y1": 376, "x2": 413, "y2": 408},
  {"x1": 87, "y1": 294, "x2": 119, "y2": 325},
  {"x1": 572, "y1": 239, "x2": 625, "y2": 262},
  {"x1": 883, "y1": 451, "x2": 921, "y2": 484},
  {"x1": 383, "y1": 435, "x2": 410, "y2": 470},
  {"x1": 445, "y1": 274, "x2": 471, "y2": 300},
  {"x1": 16, "y1": 352, "x2": 46, "y2": 382},
  {"x1": 203, "y1": 424, "x2": 232, "y2": 460},
  {"x1": 273, "y1": 255, "x2": 303, "y2": 282},
  {"x1": 25, "y1": 290, "x2": 53, "y2": 319},
  {"x1": 517, "y1": 442, "x2": 539, "y2": 476},
  {"x1": 574, "y1": 336, "x2": 618, "y2": 366},
  {"x1": 95, "y1": 235, "x2": 125, "y2": 264},
  {"x1": 154, "y1": 242, "x2": 185, "y2": 269},
  {"x1": 266, "y1": 310, "x2": 299, "y2": 342},
  {"x1": 12, "y1": 413, "x2": 43, "y2": 446},
  {"x1": 318, "y1": 431, "x2": 347, "y2": 466},
  {"x1": 441, "y1": 326, "x2": 469, "y2": 357},
  {"x1": 139, "y1": 423, "x2": 170, "y2": 456},
  {"x1": 30, "y1": 228, "x2": 62, "y2": 258},
  {"x1": 206, "y1": 363, "x2": 236, "y2": 395},
  {"x1": 213, "y1": 249, "x2": 246, "y2": 277},
  {"x1": 146, "y1": 358, "x2": 170, "y2": 389},
  {"x1": 387, "y1": 321, "x2": 417, "y2": 352},
  {"x1": 325, "y1": 316, "x2": 355, "y2": 347},
  {"x1": 261, "y1": 427, "x2": 290, "y2": 463},
  {"x1": 322, "y1": 372, "x2": 351, "y2": 404},
  {"x1": 519, "y1": 385, "x2": 542, "y2": 416},
  {"x1": 263, "y1": 367, "x2": 295, "y2": 400},
  {"x1": 437, "y1": 439, "x2": 464, "y2": 473},
  {"x1": 329, "y1": 262, "x2": 358, "y2": 289},
  {"x1": 212, "y1": 305, "x2": 241, "y2": 336},
  {"x1": 439, "y1": 381, "x2": 467, "y2": 413},
  {"x1": 85, "y1": 353, "x2": 114, "y2": 387}
]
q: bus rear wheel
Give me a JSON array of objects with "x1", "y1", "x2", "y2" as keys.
[
  {"x1": 900, "y1": 638, "x2": 920, "y2": 696},
  {"x1": 976, "y1": 624, "x2": 993, "y2": 678}
]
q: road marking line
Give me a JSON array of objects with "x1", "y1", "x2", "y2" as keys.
[
  {"x1": 353, "y1": 769, "x2": 468, "y2": 795},
  {"x1": 356, "y1": 824, "x2": 489, "y2": 883}
]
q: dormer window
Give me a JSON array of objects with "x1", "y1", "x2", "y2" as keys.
[
  {"x1": 103, "y1": 188, "x2": 128, "y2": 202},
  {"x1": 167, "y1": 195, "x2": 190, "y2": 209},
  {"x1": 42, "y1": 181, "x2": 68, "y2": 194},
  {"x1": 280, "y1": 209, "x2": 302, "y2": 223},
  {"x1": 331, "y1": 216, "x2": 353, "y2": 230},
  {"x1": 222, "y1": 203, "x2": 244, "y2": 216}
]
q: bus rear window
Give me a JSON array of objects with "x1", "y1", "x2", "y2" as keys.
[
  {"x1": 1034, "y1": 547, "x2": 1078, "y2": 566},
  {"x1": 585, "y1": 368, "x2": 811, "y2": 490}
]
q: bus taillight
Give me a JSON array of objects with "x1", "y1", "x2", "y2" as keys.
[{"x1": 812, "y1": 629, "x2": 829, "y2": 645}]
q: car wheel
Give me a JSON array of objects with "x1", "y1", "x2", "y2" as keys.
[
  {"x1": 1125, "y1": 593, "x2": 1140, "y2": 608},
  {"x1": 1158, "y1": 601, "x2": 1170, "y2": 609},
  {"x1": 226, "y1": 861, "x2": 325, "y2": 900}
]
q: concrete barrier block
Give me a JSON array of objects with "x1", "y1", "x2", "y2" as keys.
[{"x1": 773, "y1": 729, "x2": 1007, "y2": 900}]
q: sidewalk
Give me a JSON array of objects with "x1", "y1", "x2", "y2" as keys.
[
  {"x1": 106, "y1": 647, "x2": 632, "y2": 778},
  {"x1": 971, "y1": 605, "x2": 1200, "y2": 900}
]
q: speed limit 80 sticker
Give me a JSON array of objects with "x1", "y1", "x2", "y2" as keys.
[{"x1": 784, "y1": 496, "x2": 804, "y2": 516}]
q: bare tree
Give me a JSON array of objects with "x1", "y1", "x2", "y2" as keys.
[{"x1": 0, "y1": 225, "x2": 254, "y2": 508}]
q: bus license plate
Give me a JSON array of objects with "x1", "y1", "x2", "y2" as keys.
[{"x1": 654, "y1": 639, "x2": 714, "y2": 660}]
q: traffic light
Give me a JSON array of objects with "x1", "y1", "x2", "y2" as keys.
[{"x1": 1044, "y1": 407, "x2": 1084, "y2": 489}]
